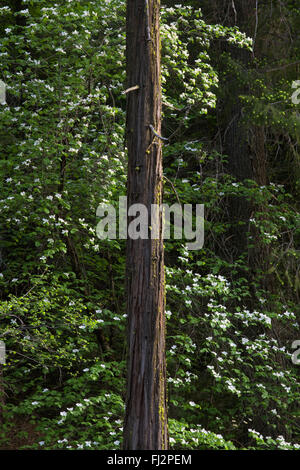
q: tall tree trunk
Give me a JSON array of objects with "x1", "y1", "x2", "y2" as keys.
[
  {"x1": 220, "y1": 1, "x2": 257, "y2": 258},
  {"x1": 0, "y1": 364, "x2": 4, "y2": 423},
  {"x1": 123, "y1": 0, "x2": 168, "y2": 450}
]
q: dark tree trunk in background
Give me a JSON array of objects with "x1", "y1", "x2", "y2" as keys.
[
  {"x1": 219, "y1": 1, "x2": 270, "y2": 272},
  {"x1": 123, "y1": 0, "x2": 168, "y2": 450},
  {"x1": 220, "y1": 1, "x2": 258, "y2": 257},
  {"x1": 203, "y1": 1, "x2": 268, "y2": 259}
]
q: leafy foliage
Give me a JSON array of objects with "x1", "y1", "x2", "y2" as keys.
[{"x1": 0, "y1": 0, "x2": 299, "y2": 450}]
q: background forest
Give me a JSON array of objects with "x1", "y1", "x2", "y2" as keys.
[{"x1": 0, "y1": 0, "x2": 300, "y2": 450}]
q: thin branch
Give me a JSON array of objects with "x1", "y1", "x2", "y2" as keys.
[
  {"x1": 149, "y1": 124, "x2": 169, "y2": 142},
  {"x1": 163, "y1": 175, "x2": 181, "y2": 205},
  {"x1": 263, "y1": 61, "x2": 300, "y2": 73},
  {"x1": 232, "y1": 0, "x2": 237, "y2": 23},
  {"x1": 123, "y1": 85, "x2": 140, "y2": 94},
  {"x1": 253, "y1": 0, "x2": 258, "y2": 57}
]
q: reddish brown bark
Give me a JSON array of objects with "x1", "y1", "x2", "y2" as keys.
[
  {"x1": 123, "y1": 0, "x2": 168, "y2": 450},
  {"x1": 0, "y1": 365, "x2": 4, "y2": 423}
]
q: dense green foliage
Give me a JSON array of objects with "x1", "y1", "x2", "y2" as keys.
[{"x1": 0, "y1": 0, "x2": 299, "y2": 450}]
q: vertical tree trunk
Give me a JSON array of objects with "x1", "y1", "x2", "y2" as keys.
[
  {"x1": 123, "y1": 0, "x2": 168, "y2": 450},
  {"x1": 0, "y1": 365, "x2": 4, "y2": 423}
]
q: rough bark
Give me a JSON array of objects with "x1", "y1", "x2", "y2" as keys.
[
  {"x1": 123, "y1": 0, "x2": 168, "y2": 450},
  {"x1": 203, "y1": 1, "x2": 264, "y2": 258},
  {"x1": 0, "y1": 365, "x2": 4, "y2": 423}
]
